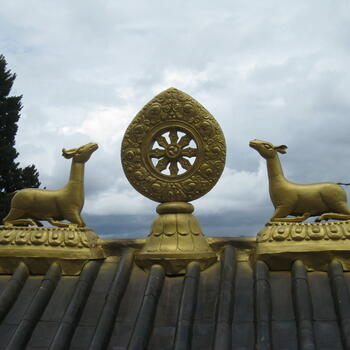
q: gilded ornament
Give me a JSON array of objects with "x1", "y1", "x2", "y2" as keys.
[
  {"x1": 121, "y1": 88, "x2": 225, "y2": 274},
  {"x1": 257, "y1": 220, "x2": 350, "y2": 242},
  {"x1": 250, "y1": 139, "x2": 350, "y2": 222},
  {"x1": 121, "y1": 88, "x2": 226, "y2": 203},
  {"x1": 0, "y1": 225, "x2": 104, "y2": 274},
  {"x1": 3, "y1": 142, "x2": 98, "y2": 227},
  {"x1": 256, "y1": 220, "x2": 350, "y2": 270}
]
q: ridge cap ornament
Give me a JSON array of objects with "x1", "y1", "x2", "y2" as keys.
[
  {"x1": 250, "y1": 139, "x2": 350, "y2": 269},
  {"x1": 121, "y1": 87, "x2": 226, "y2": 274},
  {"x1": 249, "y1": 138, "x2": 350, "y2": 223},
  {"x1": 3, "y1": 142, "x2": 98, "y2": 227},
  {"x1": 0, "y1": 142, "x2": 104, "y2": 272}
]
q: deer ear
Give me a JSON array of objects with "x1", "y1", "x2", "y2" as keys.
[
  {"x1": 274, "y1": 145, "x2": 288, "y2": 154},
  {"x1": 62, "y1": 148, "x2": 77, "y2": 159}
]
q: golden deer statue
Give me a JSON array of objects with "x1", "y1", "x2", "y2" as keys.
[
  {"x1": 249, "y1": 139, "x2": 350, "y2": 222},
  {"x1": 3, "y1": 142, "x2": 98, "y2": 227}
]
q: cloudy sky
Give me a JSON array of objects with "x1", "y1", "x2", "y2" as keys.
[{"x1": 1, "y1": 1, "x2": 350, "y2": 238}]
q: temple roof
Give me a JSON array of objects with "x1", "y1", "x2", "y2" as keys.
[
  {"x1": 0, "y1": 237, "x2": 348, "y2": 350},
  {"x1": 2, "y1": 88, "x2": 350, "y2": 350}
]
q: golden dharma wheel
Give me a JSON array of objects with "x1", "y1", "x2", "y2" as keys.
[{"x1": 121, "y1": 88, "x2": 226, "y2": 203}]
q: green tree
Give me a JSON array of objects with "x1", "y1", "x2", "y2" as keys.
[{"x1": 0, "y1": 54, "x2": 40, "y2": 221}]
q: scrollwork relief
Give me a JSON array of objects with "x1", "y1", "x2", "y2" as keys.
[
  {"x1": 121, "y1": 88, "x2": 226, "y2": 203},
  {"x1": 257, "y1": 221, "x2": 350, "y2": 243}
]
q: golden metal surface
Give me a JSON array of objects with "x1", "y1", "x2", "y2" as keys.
[
  {"x1": 0, "y1": 225, "x2": 105, "y2": 274},
  {"x1": 135, "y1": 202, "x2": 217, "y2": 274},
  {"x1": 250, "y1": 139, "x2": 350, "y2": 222},
  {"x1": 122, "y1": 88, "x2": 226, "y2": 274},
  {"x1": 134, "y1": 201, "x2": 218, "y2": 274},
  {"x1": 3, "y1": 142, "x2": 98, "y2": 227},
  {"x1": 255, "y1": 221, "x2": 350, "y2": 270},
  {"x1": 121, "y1": 87, "x2": 226, "y2": 203},
  {"x1": 257, "y1": 220, "x2": 350, "y2": 242}
]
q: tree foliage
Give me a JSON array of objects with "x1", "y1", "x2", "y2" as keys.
[{"x1": 0, "y1": 54, "x2": 40, "y2": 221}]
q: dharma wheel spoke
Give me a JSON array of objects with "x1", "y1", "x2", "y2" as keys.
[
  {"x1": 182, "y1": 147, "x2": 197, "y2": 158},
  {"x1": 149, "y1": 148, "x2": 166, "y2": 158},
  {"x1": 156, "y1": 136, "x2": 169, "y2": 149},
  {"x1": 156, "y1": 158, "x2": 170, "y2": 172},
  {"x1": 178, "y1": 135, "x2": 192, "y2": 148},
  {"x1": 169, "y1": 129, "x2": 178, "y2": 144},
  {"x1": 169, "y1": 161, "x2": 179, "y2": 176},
  {"x1": 179, "y1": 158, "x2": 192, "y2": 170},
  {"x1": 149, "y1": 127, "x2": 198, "y2": 177}
]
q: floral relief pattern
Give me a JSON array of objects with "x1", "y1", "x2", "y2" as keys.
[
  {"x1": 0, "y1": 226, "x2": 99, "y2": 248},
  {"x1": 121, "y1": 88, "x2": 226, "y2": 203},
  {"x1": 149, "y1": 128, "x2": 198, "y2": 176},
  {"x1": 257, "y1": 221, "x2": 350, "y2": 242}
]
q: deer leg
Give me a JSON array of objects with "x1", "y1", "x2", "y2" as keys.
[
  {"x1": 271, "y1": 207, "x2": 310, "y2": 223},
  {"x1": 47, "y1": 218, "x2": 70, "y2": 228},
  {"x1": 316, "y1": 213, "x2": 350, "y2": 222},
  {"x1": 3, "y1": 208, "x2": 26, "y2": 224},
  {"x1": 33, "y1": 220, "x2": 43, "y2": 227},
  {"x1": 63, "y1": 212, "x2": 85, "y2": 227},
  {"x1": 316, "y1": 202, "x2": 350, "y2": 221},
  {"x1": 80, "y1": 217, "x2": 86, "y2": 227},
  {"x1": 3, "y1": 208, "x2": 38, "y2": 226},
  {"x1": 73, "y1": 215, "x2": 85, "y2": 227},
  {"x1": 271, "y1": 206, "x2": 291, "y2": 221},
  {"x1": 4, "y1": 218, "x2": 38, "y2": 226}
]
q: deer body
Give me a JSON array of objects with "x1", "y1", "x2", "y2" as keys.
[
  {"x1": 3, "y1": 142, "x2": 98, "y2": 227},
  {"x1": 250, "y1": 139, "x2": 350, "y2": 222}
]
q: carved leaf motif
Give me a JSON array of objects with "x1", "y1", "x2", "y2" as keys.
[
  {"x1": 179, "y1": 158, "x2": 192, "y2": 170},
  {"x1": 156, "y1": 158, "x2": 170, "y2": 172},
  {"x1": 156, "y1": 136, "x2": 168, "y2": 148},
  {"x1": 121, "y1": 87, "x2": 226, "y2": 203},
  {"x1": 178, "y1": 135, "x2": 192, "y2": 148}
]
